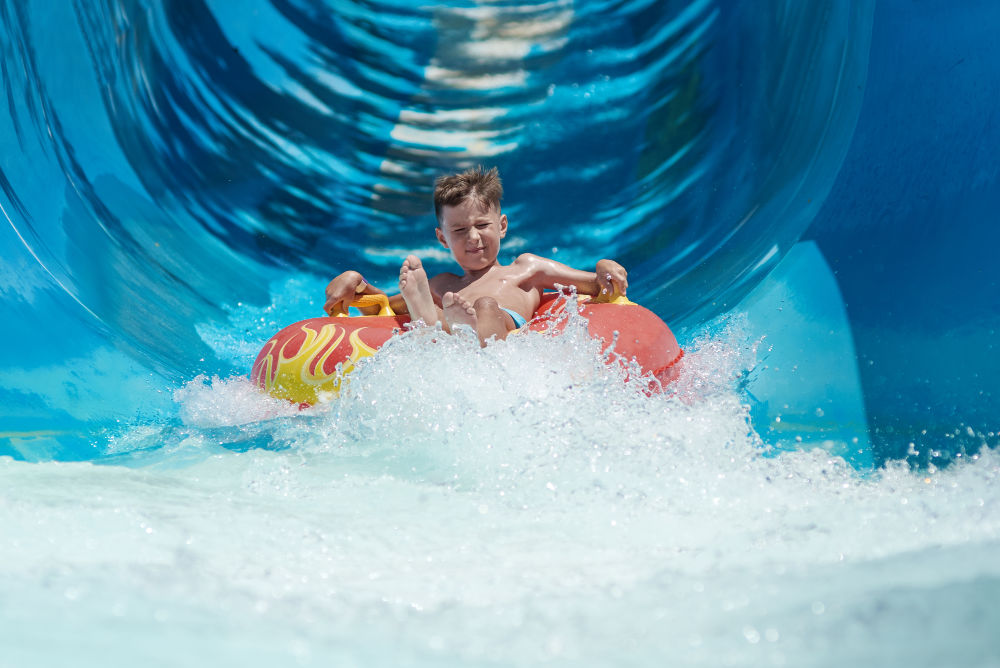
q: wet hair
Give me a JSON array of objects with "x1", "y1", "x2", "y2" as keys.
[{"x1": 433, "y1": 166, "x2": 503, "y2": 223}]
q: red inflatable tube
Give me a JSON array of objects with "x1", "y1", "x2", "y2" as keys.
[{"x1": 251, "y1": 292, "x2": 682, "y2": 405}]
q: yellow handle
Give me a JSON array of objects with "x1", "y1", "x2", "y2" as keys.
[
  {"x1": 590, "y1": 288, "x2": 636, "y2": 306},
  {"x1": 335, "y1": 293, "x2": 396, "y2": 317}
]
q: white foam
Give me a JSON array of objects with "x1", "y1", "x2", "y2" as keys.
[
  {"x1": 174, "y1": 374, "x2": 301, "y2": 428},
  {"x1": 4, "y1": 316, "x2": 999, "y2": 666}
]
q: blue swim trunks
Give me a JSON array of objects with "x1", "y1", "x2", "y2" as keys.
[{"x1": 501, "y1": 307, "x2": 528, "y2": 329}]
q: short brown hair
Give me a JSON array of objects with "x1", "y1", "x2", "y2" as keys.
[{"x1": 433, "y1": 166, "x2": 503, "y2": 222}]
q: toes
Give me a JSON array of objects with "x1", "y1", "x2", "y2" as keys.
[{"x1": 442, "y1": 292, "x2": 474, "y2": 314}]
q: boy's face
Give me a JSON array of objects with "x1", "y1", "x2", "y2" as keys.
[{"x1": 436, "y1": 198, "x2": 507, "y2": 272}]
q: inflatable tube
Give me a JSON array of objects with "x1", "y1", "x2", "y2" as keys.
[
  {"x1": 530, "y1": 293, "x2": 684, "y2": 385},
  {"x1": 251, "y1": 293, "x2": 683, "y2": 406}
]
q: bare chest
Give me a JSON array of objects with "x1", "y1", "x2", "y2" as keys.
[{"x1": 436, "y1": 271, "x2": 540, "y2": 314}]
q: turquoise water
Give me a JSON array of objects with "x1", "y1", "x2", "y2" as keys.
[{"x1": 2, "y1": 1, "x2": 999, "y2": 666}]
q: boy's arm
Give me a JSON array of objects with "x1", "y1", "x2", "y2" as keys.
[{"x1": 516, "y1": 254, "x2": 628, "y2": 297}]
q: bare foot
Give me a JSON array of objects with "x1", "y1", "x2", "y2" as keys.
[
  {"x1": 443, "y1": 292, "x2": 478, "y2": 332},
  {"x1": 399, "y1": 255, "x2": 439, "y2": 325}
]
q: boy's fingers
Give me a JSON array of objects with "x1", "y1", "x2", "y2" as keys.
[{"x1": 325, "y1": 293, "x2": 349, "y2": 316}]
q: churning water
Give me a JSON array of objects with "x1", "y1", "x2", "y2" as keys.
[{"x1": 3, "y1": 297, "x2": 999, "y2": 666}]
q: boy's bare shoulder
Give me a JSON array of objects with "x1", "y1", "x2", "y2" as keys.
[{"x1": 512, "y1": 253, "x2": 545, "y2": 268}]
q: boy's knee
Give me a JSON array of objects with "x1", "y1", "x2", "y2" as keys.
[{"x1": 472, "y1": 296, "x2": 501, "y2": 314}]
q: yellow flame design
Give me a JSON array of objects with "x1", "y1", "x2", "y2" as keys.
[{"x1": 261, "y1": 323, "x2": 381, "y2": 405}]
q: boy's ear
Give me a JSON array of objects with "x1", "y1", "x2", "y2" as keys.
[
  {"x1": 499, "y1": 213, "x2": 507, "y2": 238},
  {"x1": 435, "y1": 226, "x2": 448, "y2": 248}
]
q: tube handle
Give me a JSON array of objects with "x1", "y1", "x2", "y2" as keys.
[
  {"x1": 590, "y1": 288, "x2": 636, "y2": 306},
  {"x1": 335, "y1": 293, "x2": 395, "y2": 317}
]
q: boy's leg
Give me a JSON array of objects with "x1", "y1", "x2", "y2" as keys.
[
  {"x1": 466, "y1": 296, "x2": 517, "y2": 345},
  {"x1": 399, "y1": 256, "x2": 442, "y2": 326},
  {"x1": 442, "y1": 292, "x2": 477, "y2": 332}
]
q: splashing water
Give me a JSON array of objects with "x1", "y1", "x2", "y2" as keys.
[{"x1": 3, "y1": 311, "x2": 998, "y2": 667}]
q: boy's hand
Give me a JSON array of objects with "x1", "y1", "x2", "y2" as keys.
[
  {"x1": 324, "y1": 271, "x2": 367, "y2": 316},
  {"x1": 596, "y1": 259, "x2": 628, "y2": 296}
]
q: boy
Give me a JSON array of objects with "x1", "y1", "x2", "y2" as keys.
[{"x1": 324, "y1": 166, "x2": 628, "y2": 345}]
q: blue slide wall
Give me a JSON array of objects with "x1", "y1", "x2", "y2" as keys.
[{"x1": 807, "y1": 0, "x2": 999, "y2": 464}]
